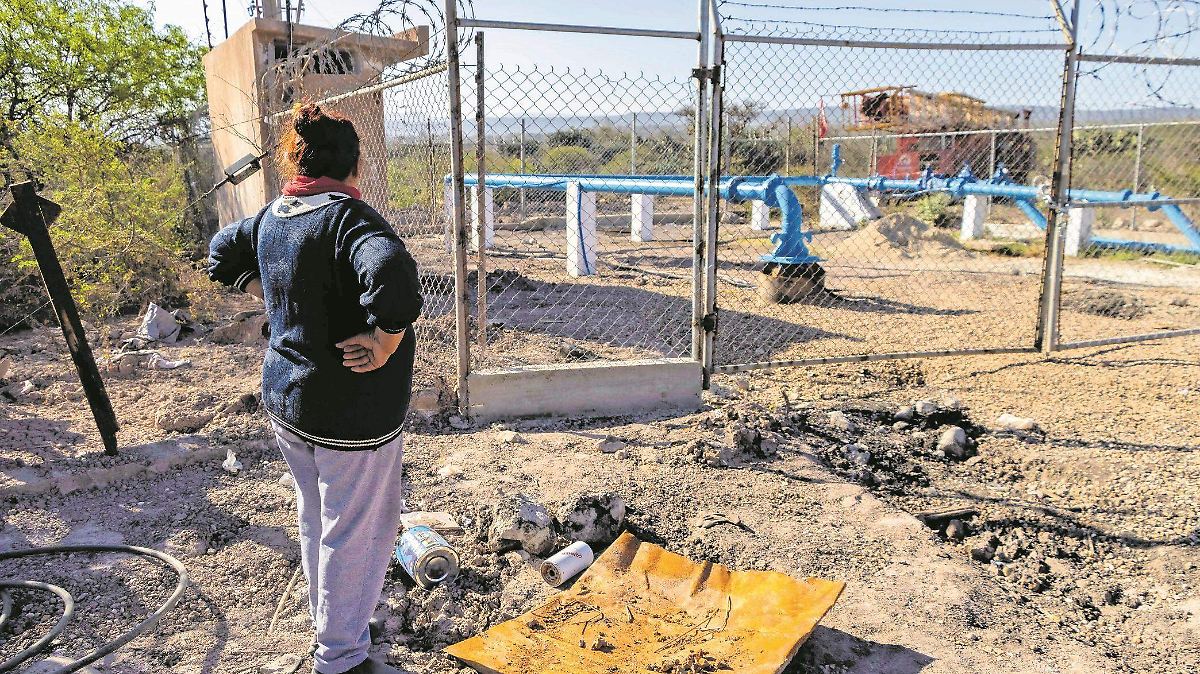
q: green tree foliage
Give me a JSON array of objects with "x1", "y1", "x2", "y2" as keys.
[
  {"x1": 0, "y1": 120, "x2": 198, "y2": 323},
  {"x1": 542, "y1": 146, "x2": 599, "y2": 173},
  {"x1": 0, "y1": 0, "x2": 205, "y2": 149},
  {"x1": 0, "y1": 1, "x2": 207, "y2": 328}
]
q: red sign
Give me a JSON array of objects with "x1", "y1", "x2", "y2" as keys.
[{"x1": 877, "y1": 151, "x2": 920, "y2": 179}]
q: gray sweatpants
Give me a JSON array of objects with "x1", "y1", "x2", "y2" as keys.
[{"x1": 273, "y1": 422, "x2": 406, "y2": 674}]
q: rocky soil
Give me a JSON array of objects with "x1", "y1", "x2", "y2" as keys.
[{"x1": 0, "y1": 303, "x2": 1197, "y2": 674}]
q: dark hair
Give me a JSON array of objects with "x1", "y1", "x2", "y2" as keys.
[{"x1": 278, "y1": 102, "x2": 361, "y2": 181}]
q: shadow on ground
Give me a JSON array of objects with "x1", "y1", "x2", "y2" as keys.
[{"x1": 787, "y1": 626, "x2": 935, "y2": 674}]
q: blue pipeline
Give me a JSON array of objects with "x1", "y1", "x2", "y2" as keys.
[{"x1": 457, "y1": 173, "x2": 821, "y2": 264}]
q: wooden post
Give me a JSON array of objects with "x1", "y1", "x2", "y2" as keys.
[{"x1": 1, "y1": 182, "x2": 119, "y2": 454}]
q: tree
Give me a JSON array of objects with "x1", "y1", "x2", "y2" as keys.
[
  {"x1": 0, "y1": 0, "x2": 205, "y2": 153},
  {"x1": 0, "y1": 1, "x2": 209, "y2": 327}
]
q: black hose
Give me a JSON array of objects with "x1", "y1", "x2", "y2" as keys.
[
  {"x1": 0, "y1": 544, "x2": 189, "y2": 674},
  {"x1": 0, "y1": 581, "x2": 74, "y2": 671}
]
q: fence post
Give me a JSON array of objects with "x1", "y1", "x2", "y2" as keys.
[
  {"x1": 690, "y1": 0, "x2": 711, "y2": 364},
  {"x1": 474, "y1": 32, "x2": 489, "y2": 356},
  {"x1": 519, "y1": 118, "x2": 527, "y2": 223},
  {"x1": 1036, "y1": 0, "x2": 1081, "y2": 355},
  {"x1": 784, "y1": 116, "x2": 792, "y2": 175},
  {"x1": 869, "y1": 128, "x2": 878, "y2": 175},
  {"x1": 1132, "y1": 123, "x2": 1144, "y2": 229},
  {"x1": 0, "y1": 183, "x2": 119, "y2": 455},
  {"x1": 989, "y1": 130, "x2": 997, "y2": 177},
  {"x1": 631, "y1": 112, "x2": 638, "y2": 174},
  {"x1": 444, "y1": 0, "x2": 472, "y2": 415},
  {"x1": 702, "y1": 5, "x2": 724, "y2": 382}
]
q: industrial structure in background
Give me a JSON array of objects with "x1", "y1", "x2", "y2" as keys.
[
  {"x1": 203, "y1": 0, "x2": 428, "y2": 224},
  {"x1": 840, "y1": 85, "x2": 1038, "y2": 183}
]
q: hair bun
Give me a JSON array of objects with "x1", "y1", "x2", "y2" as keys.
[{"x1": 293, "y1": 103, "x2": 326, "y2": 139}]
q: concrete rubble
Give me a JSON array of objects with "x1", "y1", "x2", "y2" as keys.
[
  {"x1": 489, "y1": 492, "x2": 557, "y2": 556},
  {"x1": 558, "y1": 493, "x2": 626, "y2": 545}
]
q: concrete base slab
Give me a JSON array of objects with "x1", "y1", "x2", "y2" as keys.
[{"x1": 468, "y1": 358, "x2": 702, "y2": 422}]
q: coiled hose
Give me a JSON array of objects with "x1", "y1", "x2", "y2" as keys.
[{"x1": 0, "y1": 544, "x2": 189, "y2": 673}]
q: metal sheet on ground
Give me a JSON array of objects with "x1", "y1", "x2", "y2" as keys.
[{"x1": 445, "y1": 532, "x2": 844, "y2": 674}]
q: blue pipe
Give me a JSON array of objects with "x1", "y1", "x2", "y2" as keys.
[
  {"x1": 1159, "y1": 204, "x2": 1200, "y2": 250},
  {"x1": 457, "y1": 173, "x2": 820, "y2": 263},
  {"x1": 1014, "y1": 199, "x2": 1048, "y2": 230},
  {"x1": 455, "y1": 164, "x2": 1200, "y2": 260}
]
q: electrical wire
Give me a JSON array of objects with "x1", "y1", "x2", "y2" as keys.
[{"x1": 0, "y1": 544, "x2": 189, "y2": 674}]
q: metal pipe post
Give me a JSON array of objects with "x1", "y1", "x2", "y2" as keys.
[
  {"x1": 1132, "y1": 123, "x2": 1144, "y2": 229},
  {"x1": 444, "y1": 0, "x2": 472, "y2": 415},
  {"x1": 474, "y1": 32, "x2": 489, "y2": 357},
  {"x1": 702, "y1": 5, "x2": 725, "y2": 381},
  {"x1": 690, "y1": 0, "x2": 711, "y2": 362},
  {"x1": 0, "y1": 184, "x2": 119, "y2": 454},
  {"x1": 1036, "y1": 0, "x2": 1082, "y2": 355},
  {"x1": 631, "y1": 112, "x2": 638, "y2": 174},
  {"x1": 784, "y1": 117, "x2": 792, "y2": 175},
  {"x1": 989, "y1": 130, "x2": 997, "y2": 177},
  {"x1": 519, "y1": 118, "x2": 527, "y2": 222}
]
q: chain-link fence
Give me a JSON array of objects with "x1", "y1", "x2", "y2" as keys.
[
  {"x1": 461, "y1": 60, "x2": 701, "y2": 369},
  {"x1": 232, "y1": 2, "x2": 1200, "y2": 411},
  {"x1": 265, "y1": 63, "x2": 459, "y2": 394},
  {"x1": 1056, "y1": 58, "x2": 1200, "y2": 348},
  {"x1": 711, "y1": 25, "x2": 1068, "y2": 370}
]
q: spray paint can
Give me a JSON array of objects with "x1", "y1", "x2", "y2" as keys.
[
  {"x1": 540, "y1": 541, "x2": 594, "y2": 587},
  {"x1": 395, "y1": 525, "x2": 459, "y2": 588}
]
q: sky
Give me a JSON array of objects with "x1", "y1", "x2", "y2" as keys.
[{"x1": 134, "y1": 1, "x2": 1200, "y2": 112}]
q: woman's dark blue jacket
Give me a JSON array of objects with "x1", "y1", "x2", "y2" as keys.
[{"x1": 208, "y1": 192, "x2": 423, "y2": 450}]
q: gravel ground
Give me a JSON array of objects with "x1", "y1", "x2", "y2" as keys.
[{"x1": 1, "y1": 293, "x2": 1198, "y2": 673}]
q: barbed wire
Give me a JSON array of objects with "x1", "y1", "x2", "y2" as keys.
[
  {"x1": 721, "y1": 16, "x2": 1065, "y2": 37},
  {"x1": 718, "y1": 2, "x2": 1057, "y2": 21}
]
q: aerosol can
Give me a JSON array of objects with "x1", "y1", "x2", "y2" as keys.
[{"x1": 395, "y1": 525, "x2": 459, "y2": 588}]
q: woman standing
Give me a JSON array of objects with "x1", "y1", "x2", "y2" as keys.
[{"x1": 208, "y1": 103, "x2": 423, "y2": 674}]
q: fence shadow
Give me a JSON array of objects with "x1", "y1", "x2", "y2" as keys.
[{"x1": 421, "y1": 271, "x2": 859, "y2": 363}]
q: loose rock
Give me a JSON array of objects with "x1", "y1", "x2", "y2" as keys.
[
  {"x1": 827, "y1": 411, "x2": 854, "y2": 433},
  {"x1": 937, "y1": 426, "x2": 970, "y2": 459},
  {"x1": 558, "y1": 492, "x2": 626, "y2": 545},
  {"x1": 489, "y1": 493, "x2": 556, "y2": 556},
  {"x1": 598, "y1": 436, "x2": 627, "y2": 454},
  {"x1": 996, "y1": 413, "x2": 1039, "y2": 432}
]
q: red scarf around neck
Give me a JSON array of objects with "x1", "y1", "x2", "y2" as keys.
[{"x1": 282, "y1": 175, "x2": 362, "y2": 200}]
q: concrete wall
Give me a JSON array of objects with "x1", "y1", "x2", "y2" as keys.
[
  {"x1": 468, "y1": 358, "x2": 703, "y2": 422},
  {"x1": 204, "y1": 21, "x2": 427, "y2": 225}
]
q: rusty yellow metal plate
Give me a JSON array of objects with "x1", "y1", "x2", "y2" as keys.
[{"x1": 445, "y1": 532, "x2": 845, "y2": 674}]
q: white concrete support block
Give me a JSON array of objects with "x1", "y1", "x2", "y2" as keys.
[
  {"x1": 960, "y1": 194, "x2": 990, "y2": 240},
  {"x1": 631, "y1": 194, "x2": 654, "y2": 242},
  {"x1": 819, "y1": 183, "x2": 881, "y2": 231},
  {"x1": 1065, "y1": 207, "x2": 1094, "y2": 257},
  {"x1": 468, "y1": 358, "x2": 702, "y2": 422},
  {"x1": 470, "y1": 186, "x2": 495, "y2": 251},
  {"x1": 443, "y1": 182, "x2": 455, "y2": 253},
  {"x1": 750, "y1": 200, "x2": 771, "y2": 231},
  {"x1": 566, "y1": 182, "x2": 598, "y2": 276}
]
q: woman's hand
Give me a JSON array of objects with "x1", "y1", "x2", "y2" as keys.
[
  {"x1": 244, "y1": 278, "x2": 264, "y2": 300},
  {"x1": 335, "y1": 327, "x2": 405, "y2": 373}
]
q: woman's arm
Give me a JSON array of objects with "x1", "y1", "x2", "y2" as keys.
[
  {"x1": 207, "y1": 217, "x2": 261, "y2": 296},
  {"x1": 334, "y1": 204, "x2": 424, "y2": 372}
]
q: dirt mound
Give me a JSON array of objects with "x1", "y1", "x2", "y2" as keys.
[
  {"x1": 839, "y1": 213, "x2": 969, "y2": 259},
  {"x1": 1063, "y1": 287, "x2": 1147, "y2": 320}
]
